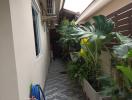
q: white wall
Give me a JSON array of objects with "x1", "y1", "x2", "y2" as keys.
[
  {"x1": 8, "y1": 0, "x2": 50, "y2": 99},
  {"x1": 0, "y1": 0, "x2": 19, "y2": 100}
]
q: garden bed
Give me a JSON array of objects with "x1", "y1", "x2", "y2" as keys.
[{"x1": 82, "y1": 79, "x2": 111, "y2": 100}]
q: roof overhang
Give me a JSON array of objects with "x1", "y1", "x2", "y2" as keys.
[{"x1": 76, "y1": 0, "x2": 112, "y2": 24}]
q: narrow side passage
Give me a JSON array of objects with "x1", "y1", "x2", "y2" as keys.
[{"x1": 44, "y1": 59, "x2": 86, "y2": 100}]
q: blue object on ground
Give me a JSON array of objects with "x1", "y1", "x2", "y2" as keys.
[{"x1": 30, "y1": 84, "x2": 45, "y2": 100}]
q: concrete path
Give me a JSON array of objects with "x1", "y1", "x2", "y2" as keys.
[{"x1": 44, "y1": 59, "x2": 86, "y2": 100}]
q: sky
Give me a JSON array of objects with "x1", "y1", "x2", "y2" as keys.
[{"x1": 64, "y1": 0, "x2": 94, "y2": 14}]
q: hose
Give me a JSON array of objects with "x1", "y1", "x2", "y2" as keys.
[{"x1": 30, "y1": 84, "x2": 46, "y2": 100}]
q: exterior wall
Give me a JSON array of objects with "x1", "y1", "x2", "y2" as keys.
[
  {"x1": 0, "y1": 0, "x2": 19, "y2": 100},
  {"x1": 9, "y1": 0, "x2": 50, "y2": 100},
  {"x1": 95, "y1": 0, "x2": 131, "y2": 16}
]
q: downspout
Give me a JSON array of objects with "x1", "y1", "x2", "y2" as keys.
[{"x1": 76, "y1": 0, "x2": 112, "y2": 24}]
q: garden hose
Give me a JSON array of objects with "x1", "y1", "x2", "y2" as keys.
[{"x1": 30, "y1": 84, "x2": 46, "y2": 100}]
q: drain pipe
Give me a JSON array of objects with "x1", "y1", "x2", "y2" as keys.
[{"x1": 76, "y1": 0, "x2": 112, "y2": 24}]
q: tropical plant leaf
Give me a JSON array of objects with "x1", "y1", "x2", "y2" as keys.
[
  {"x1": 116, "y1": 65, "x2": 132, "y2": 83},
  {"x1": 92, "y1": 15, "x2": 114, "y2": 35}
]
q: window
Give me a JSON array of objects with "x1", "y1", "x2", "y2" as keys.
[{"x1": 32, "y1": 6, "x2": 40, "y2": 56}]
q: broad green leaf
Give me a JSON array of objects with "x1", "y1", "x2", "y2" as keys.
[{"x1": 116, "y1": 66, "x2": 132, "y2": 83}]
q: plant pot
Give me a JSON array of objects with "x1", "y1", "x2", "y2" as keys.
[{"x1": 82, "y1": 79, "x2": 112, "y2": 100}]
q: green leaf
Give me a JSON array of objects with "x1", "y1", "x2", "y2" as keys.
[
  {"x1": 116, "y1": 65, "x2": 132, "y2": 83},
  {"x1": 127, "y1": 49, "x2": 132, "y2": 58}
]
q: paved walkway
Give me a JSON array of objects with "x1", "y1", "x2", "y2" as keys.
[{"x1": 44, "y1": 59, "x2": 86, "y2": 100}]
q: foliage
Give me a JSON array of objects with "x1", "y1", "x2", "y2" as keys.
[
  {"x1": 58, "y1": 15, "x2": 132, "y2": 99},
  {"x1": 97, "y1": 75, "x2": 120, "y2": 99},
  {"x1": 67, "y1": 60, "x2": 88, "y2": 81},
  {"x1": 112, "y1": 34, "x2": 132, "y2": 99},
  {"x1": 113, "y1": 33, "x2": 132, "y2": 59},
  {"x1": 117, "y1": 66, "x2": 132, "y2": 87},
  {"x1": 116, "y1": 65, "x2": 132, "y2": 99},
  {"x1": 124, "y1": 49, "x2": 132, "y2": 59},
  {"x1": 57, "y1": 19, "x2": 89, "y2": 60},
  {"x1": 85, "y1": 15, "x2": 114, "y2": 35},
  {"x1": 58, "y1": 15, "x2": 116, "y2": 85},
  {"x1": 79, "y1": 37, "x2": 101, "y2": 87},
  {"x1": 76, "y1": 15, "x2": 115, "y2": 89}
]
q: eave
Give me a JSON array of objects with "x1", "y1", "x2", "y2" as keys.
[{"x1": 76, "y1": 0, "x2": 112, "y2": 24}]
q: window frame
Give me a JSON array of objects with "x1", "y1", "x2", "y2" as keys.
[{"x1": 32, "y1": 0, "x2": 41, "y2": 57}]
